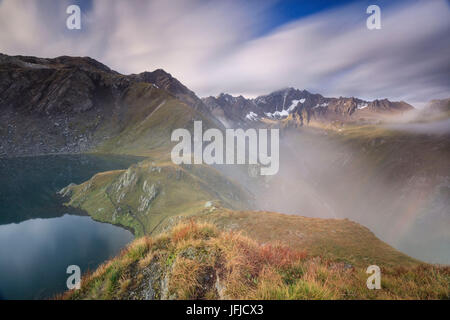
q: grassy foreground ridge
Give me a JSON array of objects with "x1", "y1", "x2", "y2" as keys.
[{"x1": 60, "y1": 220, "x2": 449, "y2": 300}]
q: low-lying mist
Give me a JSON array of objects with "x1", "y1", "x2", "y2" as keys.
[
  {"x1": 384, "y1": 118, "x2": 450, "y2": 135},
  {"x1": 219, "y1": 126, "x2": 450, "y2": 264}
]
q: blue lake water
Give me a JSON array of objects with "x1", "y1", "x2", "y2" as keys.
[{"x1": 0, "y1": 154, "x2": 142, "y2": 300}]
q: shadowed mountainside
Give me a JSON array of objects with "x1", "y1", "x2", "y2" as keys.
[{"x1": 0, "y1": 53, "x2": 218, "y2": 157}]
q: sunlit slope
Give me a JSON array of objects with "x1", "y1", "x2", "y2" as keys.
[
  {"x1": 191, "y1": 209, "x2": 420, "y2": 268},
  {"x1": 61, "y1": 164, "x2": 421, "y2": 268},
  {"x1": 60, "y1": 160, "x2": 253, "y2": 236},
  {"x1": 61, "y1": 221, "x2": 449, "y2": 300}
]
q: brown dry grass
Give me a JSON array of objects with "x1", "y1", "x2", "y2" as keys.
[{"x1": 59, "y1": 220, "x2": 449, "y2": 300}]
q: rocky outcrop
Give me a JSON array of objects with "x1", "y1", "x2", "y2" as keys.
[{"x1": 138, "y1": 181, "x2": 159, "y2": 213}]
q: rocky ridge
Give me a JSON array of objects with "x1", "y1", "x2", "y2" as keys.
[
  {"x1": 0, "y1": 53, "x2": 215, "y2": 157},
  {"x1": 202, "y1": 87, "x2": 414, "y2": 127}
]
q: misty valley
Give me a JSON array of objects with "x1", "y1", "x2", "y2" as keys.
[{"x1": 250, "y1": 128, "x2": 450, "y2": 265}]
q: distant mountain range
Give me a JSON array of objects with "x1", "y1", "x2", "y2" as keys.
[
  {"x1": 0, "y1": 53, "x2": 446, "y2": 157},
  {"x1": 203, "y1": 88, "x2": 414, "y2": 127}
]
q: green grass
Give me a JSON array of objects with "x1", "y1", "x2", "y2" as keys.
[
  {"x1": 93, "y1": 84, "x2": 219, "y2": 158},
  {"x1": 190, "y1": 208, "x2": 421, "y2": 268},
  {"x1": 62, "y1": 160, "x2": 252, "y2": 237}
]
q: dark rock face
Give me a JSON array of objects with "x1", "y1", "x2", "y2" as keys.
[
  {"x1": 0, "y1": 54, "x2": 129, "y2": 157},
  {"x1": 0, "y1": 53, "x2": 212, "y2": 157},
  {"x1": 202, "y1": 93, "x2": 259, "y2": 127},
  {"x1": 202, "y1": 88, "x2": 414, "y2": 127}
]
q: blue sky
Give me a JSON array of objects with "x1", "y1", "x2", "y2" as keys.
[
  {"x1": 0, "y1": 0, "x2": 449, "y2": 105},
  {"x1": 68, "y1": 0, "x2": 393, "y2": 37},
  {"x1": 62, "y1": 0, "x2": 378, "y2": 37},
  {"x1": 263, "y1": 0, "x2": 363, "y2": 33}
]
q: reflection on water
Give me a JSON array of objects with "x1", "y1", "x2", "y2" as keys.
[
  {"x1": 0, "y1": 215, "x2": 133, "y2": 300},
  {"x1": 0, "y1": 154, "x2": 143, "y2": 225},
  {"x1": 0, "y1": 154, "x2": 142, "y2": 300}
]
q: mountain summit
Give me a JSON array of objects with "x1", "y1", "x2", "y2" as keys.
[
  {"x1": 0, "y1": 53, "x2": 216, "y2": 157},
  {"x1": 203, "y1": 87, "x2": 414, "y2": 127}
]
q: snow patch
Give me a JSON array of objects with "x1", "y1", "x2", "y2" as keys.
[
  {"x1": 264, "y1": 98, "x2": 305, "y2": 119},
  {"x1": 287, "y1": 99, "x2": 301, "y2": 112},
  {"x1": 246, "y1": 111, "x2": 259, "y2": 121},
  {"x1": 265, "y1": 110, "x2": 289, "y2": 119},
  {"x1": 357, "y1": 103, "x2": 368, "y2": 110},
  {"x1": 313, "y1": 103, "x2": 328, "y2": 109}
]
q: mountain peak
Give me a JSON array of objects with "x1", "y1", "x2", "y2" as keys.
[
  {"x1": 203, "y1": 87, "x2": 415, "y2": 126},
  {"x1": 0, "y1": 53, "x2": 116, "y2": 74}
]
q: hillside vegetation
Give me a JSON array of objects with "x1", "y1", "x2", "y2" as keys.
[
  {"x1": 60, "y1": 160, "x2": 252, "y2": 236},
  {"x1": 61, "y1": 220, "x2": 449, "y2": 300}
]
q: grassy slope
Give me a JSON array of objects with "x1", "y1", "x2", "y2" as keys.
[
  {"x1": 61, "y1": 221, "x2": 449, "y2": 300},
  {"x1": 191, "y1": 209, "x2": 419, "y2": 268},
  {"x1": 59, "y1": 113, "x2": 449, "y2": 299},
  {"x1": 92, "y1": 82, "x2": 220, "y2": 158},
  {"x1": 61, "y1": 160, "x2": 252, "y2": 237},
  {"x1": 59, "y1": 80, "x2": 252, "y2": 236}
]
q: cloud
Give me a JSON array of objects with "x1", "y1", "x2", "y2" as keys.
[
  {"x1": 209, "y1": 0, "x2": 450, "y2": 105},
  {"x1": 0, "y1": 0, "x2": 449, "y2": 105}
]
